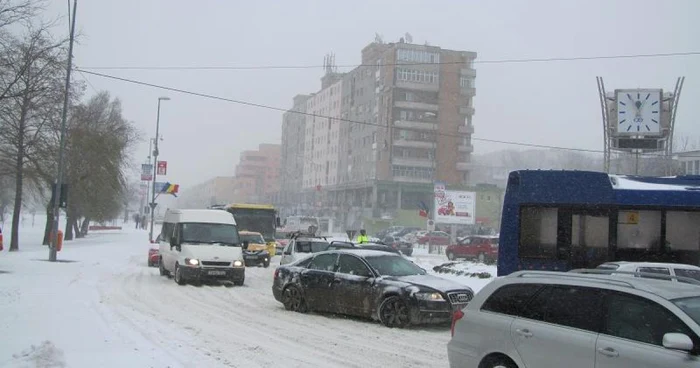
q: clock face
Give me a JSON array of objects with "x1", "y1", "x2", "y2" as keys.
[{"x1": 616, "y1": 90, "x2": 661, "y2": 135}]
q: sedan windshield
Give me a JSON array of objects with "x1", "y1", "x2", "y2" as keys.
[
  {"x1": 181, "y1": 223, "x2": 240, "y2": 246},
  {"x1": 365, "y1": 255, "x2": 426, "y2": 277},
  {"x1": 673, "y1": 297, "x2": 700, "y2": 326}
]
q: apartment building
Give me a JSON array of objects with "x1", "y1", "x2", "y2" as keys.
[
  {"x1": 280, "y1": 94, "x2": 310, "y2": 209},
  {"x1": 302, "y1": 70, "x2": 344, "y2": 189},
  {"x1": 280, "y1": 37, "x2": 477, "y2": 229},
  {"x1": 233, "y1": 143, "x2": 281, "y2": 203},
  {"x1": 176, "y1": 176, "x2": 237, "y2": 209}
]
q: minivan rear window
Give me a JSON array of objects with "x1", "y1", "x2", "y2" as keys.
[{"x1": 481, "y1": 284, "x2": 543, "y2": 316}]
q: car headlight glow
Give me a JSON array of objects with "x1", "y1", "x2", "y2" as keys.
[
  {"x1": 186, "y1": 258, "x2": 199, "y2": 266},
  {"x1": 416, "y1": 292, "x2": 445, "y2": 301},
  {"x1": 233, "y1": 260, "x2": 243, "y2": 267}
]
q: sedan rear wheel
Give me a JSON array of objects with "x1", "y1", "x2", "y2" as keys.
[
  {"x1": 379, "y1": 296, "x2": 410, "y2": 328},
  {"x1": 282, "y1": 285, "x2": 308, "y2": 313}
]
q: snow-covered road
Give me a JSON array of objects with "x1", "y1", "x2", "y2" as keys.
[{"x1": 0, "y1": 225, "x2": 494, "y2": 368}]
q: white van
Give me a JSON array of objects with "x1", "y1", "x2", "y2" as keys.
[{"x1": 158, "y1": 209, "x2": 246, "y2": 286}]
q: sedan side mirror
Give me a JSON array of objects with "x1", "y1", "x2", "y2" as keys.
[{"x1": 663, "y1": 333, "x2": 694, "y2": 352}]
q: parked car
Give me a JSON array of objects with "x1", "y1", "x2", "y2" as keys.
[
  {"x1": 148, "y1": 243, "x2": 159, "y2": 267},
  {"x1": 279, "y1": 233, "x2": 330, "y2": 266},
  {"x1": 273, "y1": 250, "x2": 474, "y2": 328},
  {"x1": 448, "y1": 269, "x2": 700, "y2": 368},
  {"x1": 593, "y1": 261, "x2": 700, "y2": 283},
  {"x1": 445, "y1": 235, "x2": 498, "y2": 262},
  {"x1": 404, "y1": 230, "x2": 427, "y2": 244},
  {"x1": 392, "y1": 227, "x2": 421, "y2": 239},
  {"x1": 327, "y1": 240, "x2": 402, "y2": 255},
  {"x1": 239, "y1": 231, "x2": 272, "y2": 268},
  {"x1": 382, "y1": 235, "x2": 414, "y2": 256},
  {"x1": 158, "y1": 209, "x2": 246, "y2": 286},
  {"x1": 416, "y1": 231, "x2": 451, "y2": 245}
]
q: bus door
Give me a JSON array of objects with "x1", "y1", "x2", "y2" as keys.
[{"x1": 557, "y1": 208, "x2": 612, "y2": 270}]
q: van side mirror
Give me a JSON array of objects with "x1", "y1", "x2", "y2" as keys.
[
  {"x1": 242, "y1": 241, "x2": 249, "y2": 250},
  {"x1": 170, "y1": 236, "x2": 180, "y2": 250},
  {"x1": 276, "y1": 217, "x2": 281, "y2": 227}
]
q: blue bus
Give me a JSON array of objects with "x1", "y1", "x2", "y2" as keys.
[{"x1": 497, "y1": 170, "x2": 700, "y2": 276}]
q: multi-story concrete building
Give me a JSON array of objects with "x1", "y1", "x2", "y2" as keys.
[
  {"x1": 281, "y1": 38, "x2": 477, "y2": 231},
  {"x1": 176, "y1": 176, "x2": 237, "y2": 209},
  {"x1": 233, "y1": 143, "x2": 280, "y2": 203},
  {"x1": 280, "y1": 94, "x2": 310, "y2": 210},
  {"x1": 302, "y1": 69, "x2": 344, "y2": 189}
]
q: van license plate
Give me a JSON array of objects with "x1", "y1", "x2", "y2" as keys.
[{"x1": 208, "y1": 270, "x2": 226, "y2": 276}]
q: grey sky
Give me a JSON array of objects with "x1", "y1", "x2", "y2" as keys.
[{"x1": 45, "y1": 0, "x2": 699, "y2": 189}]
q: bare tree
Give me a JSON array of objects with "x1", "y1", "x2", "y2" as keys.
[
  {"x1": 0, "y1": 28, "x2": 67, "y2": 251},
  {"x1": 58, "y1": 91, "x2": 137, "y2": 240}
]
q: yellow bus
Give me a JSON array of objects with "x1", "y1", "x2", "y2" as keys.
[{"x1": 217, "y1": 203, "x2": 280, "y2": 246}]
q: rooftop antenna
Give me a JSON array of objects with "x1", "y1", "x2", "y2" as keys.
[
  {"x1": 405, "y1": 33, "x2": 413, "y2": 44},
  {"x1": 374, "y1": 32, "x2": 384, "y2": 44}
]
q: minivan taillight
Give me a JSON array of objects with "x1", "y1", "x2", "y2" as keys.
[{"x1": 451, "y1": 309, "x2": 464, "y2": 337}]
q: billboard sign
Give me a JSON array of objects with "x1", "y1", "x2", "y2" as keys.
[
  {"x1": 141, "y1": 164, "x2": 153, "y2": 181},
  {"x1": 434, "y1": 183, "x2": 475, "y2": 225},
  {"x1": 157, "y1": 161, "x2": 167, "y2": 176}
]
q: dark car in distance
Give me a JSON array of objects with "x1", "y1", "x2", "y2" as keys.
[{"x1": 272, "y1": 250, "x2": 474, "y2": 328}]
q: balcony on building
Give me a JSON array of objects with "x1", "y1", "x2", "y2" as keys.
[
  {"x1": 393, "y1": 139, "x2": 434, "y2": 149},
  {"x1": 458, "y1": 142, "x2": 474, "y2": 153},
  {"x1": 456, "y1": 161, "x2": 473, "y2": 171},
  {"x1": 460, "y1": 86, "x2": 476, "y2": 97},
  {"x1": 396, "y1": 80, "x2": 440, "y2": 93},
  {"x1": 391, "y1": 156, "x2": 434, "y2": 168},
  {"x1": 458, "y1": 124, "x2": 475, "y2": 134},
  {"x1": 460, "y1": 68, "x2": 477, "y2": 78},
  {"x1": 459, "y1": 106, "x2": 475, "y2": 116},
  {"x1": 394, "y1": 100, "x2": 439, "y2": 112},
  {"x1": 394, "y1": 120, "x2": 437, "y2": 131}
]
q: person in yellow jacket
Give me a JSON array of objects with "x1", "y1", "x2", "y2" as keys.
[{"x1": 356, "y1": 229, "x2": 369, "y2": 244}]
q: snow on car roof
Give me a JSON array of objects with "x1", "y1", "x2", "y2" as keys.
[
  {"x1": 602, "y1": 261, "x2": 700, "y2": 270},
  {"x1": 333, "y1": 249, "x2": 401, "y2": 258}
]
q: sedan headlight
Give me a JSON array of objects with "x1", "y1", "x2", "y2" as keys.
[
  {"x1": 415, "y1": 292, "x2": 445, "y2": 301},
  {"x1": 233, "y1": 260, "x2": 243, "y2": 267},
  {"x1": 185, "y1": 258, "x2": 199, "y2": 266}
]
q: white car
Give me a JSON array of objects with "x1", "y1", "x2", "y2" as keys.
[
  {"x1": 595, "y1": 261, "x2": 700, "y2": 283},
  {"x1": 448, "y1": 269, "x2": 700, "y2": 368},
  {"x1": 158, "y1": 209, "x2": 246, "y2": 286},
  {"x1": 279, "y1": 236, "x2": 329, "y2": 266}
]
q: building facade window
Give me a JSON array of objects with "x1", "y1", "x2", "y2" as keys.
[
  {"x1": 397, "y1": 49, "x2": 440, "y2": 64},
  {"x1": 396, "y1": 68, "x2": 439, "y2": 85}
]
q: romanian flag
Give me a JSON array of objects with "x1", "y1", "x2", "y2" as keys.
[{"x1": 160, "y1": 182, "x2": 180, "y2": 197}]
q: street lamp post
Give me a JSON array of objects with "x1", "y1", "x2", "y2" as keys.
[{"x1": 149, "y1": 97, "x2": 170, "y2": 242}]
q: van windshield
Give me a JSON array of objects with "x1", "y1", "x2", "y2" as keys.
[{"x1": 181, "y1": 223, "x2": 241, "y2": 246}]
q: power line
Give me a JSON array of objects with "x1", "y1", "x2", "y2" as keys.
[
  {"x1": 75, "y1": 68, "x2": 695, "y2": 158},
  {"x1": 77, "y1": 51, "x2": 700, "y2": 71}
]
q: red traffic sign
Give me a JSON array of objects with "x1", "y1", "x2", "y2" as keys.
[{"x1": 157, "y1": 161, "x2": 167, "y2": 176}]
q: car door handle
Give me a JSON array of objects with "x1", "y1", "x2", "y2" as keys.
[
  {"x1": 597, "y1": 347, "x2": 619, "y2": 358},
  {"x1": 515, "y1": 328, "x2": 533, "y2": 338},
  {"x1": 329, "y1": 278, "x2": 341, "y2": 287}
]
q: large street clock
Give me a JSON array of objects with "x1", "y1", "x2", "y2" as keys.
[{"x1": 616, "y1": 89, "x2": 662, "y2": 135}]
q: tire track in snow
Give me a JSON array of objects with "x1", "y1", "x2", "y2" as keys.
[{"x1": 100, "y1": 252, "x2": 451, "y2": 367}]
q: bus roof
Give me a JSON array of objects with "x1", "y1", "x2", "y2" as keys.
[
  {"x1": 225, "y1": 203, "x2": 275, "y2": 210},
  {"x1": 506, "y1": 170, "x2": 700, "y2": 207}
]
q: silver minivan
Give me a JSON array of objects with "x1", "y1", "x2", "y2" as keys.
[{"x1": 448, "y1": 270, "x2": 700, "y2": 368}]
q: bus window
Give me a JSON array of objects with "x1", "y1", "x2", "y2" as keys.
[
  {"x1": 666, "y1": 211, "x2": 700, "y2": 265},
  {"x1": 519, "y1": 207, "x2": 558, "y2": 259},
  {"x1": 571, "y1": 213, "x2": 609, "y2": 267},
  {"x1": 617, "y1": 210, "x2": 661, "y2": 250}
]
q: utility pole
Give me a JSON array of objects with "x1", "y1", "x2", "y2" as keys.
[
  {"x1": 49, "y1": 0, "x2": 77, "y2": 262},
  {"x1": 149, "y1": 97, "x2": 170, "y2": 243}
]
